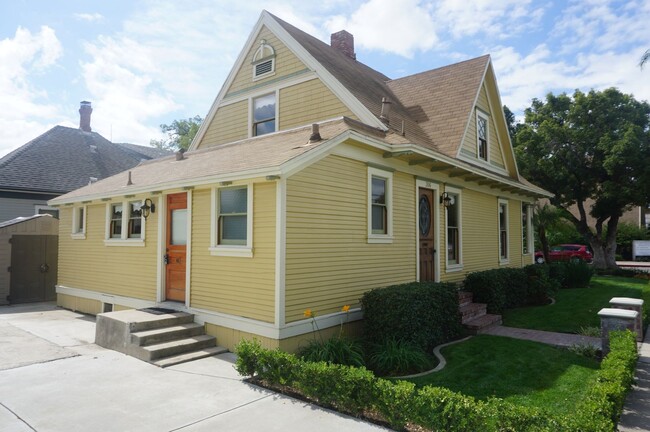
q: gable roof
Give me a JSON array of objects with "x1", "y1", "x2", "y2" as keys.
[{"x1": 0, "y1": 126, "x2": 171, "y2": 195}]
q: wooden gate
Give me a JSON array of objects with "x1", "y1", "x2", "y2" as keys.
[{"x1": 9, "y1": 235, "x2": 58, "y2": 303}]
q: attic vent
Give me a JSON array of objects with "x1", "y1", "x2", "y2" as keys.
[{"x1": 252, "y1": 39, "x2": 275, "y2": 79}]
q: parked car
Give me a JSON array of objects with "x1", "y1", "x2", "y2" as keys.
[{"x1": 535, "y1": 244, "x2": 593, "y2": 264}]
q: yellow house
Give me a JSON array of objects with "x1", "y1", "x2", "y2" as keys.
[{"x1": 49, "y1": 11, "x2": 550, "y2": 352}]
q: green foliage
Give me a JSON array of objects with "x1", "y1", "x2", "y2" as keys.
[
  {"x1": 361, "y1": 282, "x2": 463, "y2": 352},
  {"x1": 368, "y1": 338, "x2": 433, "y2": 376},
  {"x1": 515, "y1": 88, "x2": 650, "y2": 268},
  {"x1": 298, "y1": 336, "x2": 365, "y2": 367},
  {"x1": 150, "y1": 115, "x2": 203, "y2": 151},
  {"x1": 548, "y1": 261, "x2": 594, "y2": 288},
  {"x1": 464, "y1": 267, "x2": 557, "y2": 313},
  {"x1": 614, "y1": 222, "x2": 649, "y2": 260},
  {"x1": 372, "y1": 379, "x2": 417, "y2": 429},
  {"x1": 568, "y1": 343, "x2": 600, "y2": 359},
  {"x1": 234, "y1": 339, "x2": 299, "y2": 385}
]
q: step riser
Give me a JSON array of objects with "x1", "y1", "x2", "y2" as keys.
[
  {"x1": 155, "y1": 347, "x2": 229, "y2": 368},
  {"x1": 465, "y1": 317, "x2": 502, "y2": 335},
  {"x1": 131, "y1": 325, "x2": 204, "y2": 346},
  {"x1": 129, "y1": 314, "x2": 195, "y2": 332},
  {"x1": 461, "y1": 310, "x2": 487, "y2": 323},
  {"x1": 144, "y1": 337, "x2": 217, "y2": 361}
]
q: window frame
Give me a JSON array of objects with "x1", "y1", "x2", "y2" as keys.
[
  {"x1": 367, "y1": 167, "x2": 393, "y2": 244},
  {"x1": 71, "y1": 205, "x2": 87, "y2": 239},
  {"x1": 210, "y1": 183, "x2": 253, "y2": 257},
  {"x1": 445, "y1": 187, "x2": 463, "y2": 271},
  {"x1": 251, "y1": 40, "x2": 276, "y2": 81},
  {"x1": 522, "y1": 203, "x2": 533, "y2": 255},
  {"x1": 251, "y1": 92, "x2": 277, "y2": 137},
  {"x1": 476, "y1": 110, "x2": 489, "y2": 162},
  {"x1": 104, "y1": 200, "x2": 146, "y2": 246},
  {"x1": 498, "y1": 199, "x2": 509, "y2": 264}
]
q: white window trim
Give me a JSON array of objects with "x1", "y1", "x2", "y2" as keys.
[
  {"x1": 252, "y1": 40, "x2": 276, "y2": 81},
  {"x1": 445, "y1": 186, "x2": 463, "y2": 272},
  {"x1": 104, "y1": 200, "x2": 146, "y2": 246},
  {"x1": 476, "y1": 110, "x2": 490, "y2": 163},
  {"x1": 522, "y1": 203, "x2": 533, "y2": 255},
  {"x1": 209, "y1": 183, "x2": 253, "y2": 258},
  {"x1": 249, "y1": 90, "x2": 279, "y2": 138},
  {"x1": 71, "y1": 205, "x2": 87, "y2": 240},
  {"x1": 367, "y1": 167, "x2": 393, "y2": 244},
  {"x1": 498, "y1": 198, "x2": 509, "y2": 264}
]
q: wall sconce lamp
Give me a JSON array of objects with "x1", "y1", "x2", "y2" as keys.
[
  {"x1": 440, "y1": 192, "x2": 453, "y2": 208},
  {"x1": 141, "y1": 198, "x2": 156, "y2": 220}
]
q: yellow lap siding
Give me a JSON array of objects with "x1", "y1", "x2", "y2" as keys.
[
  {"x1": 228, "y1": 26, "x2": 307, "y2": 94},
  {"x1": 460, "y1": 84, "x2": 505, "y2": 168},
  {"x1": 197, "y1": 100, "x2": 248, "y2": 148},
  {"x1": 57, "y1": 203, "x2": 158, "y2": 300},
  {"x1": 285, "y1": 155, "x2": 415, "y2": 323},
  {"x1": 279, "y1": 79, "x2": 355, "y2": 130},
  {"x1": 189, "y1": 184, "x2": 276, "y2": 323}
]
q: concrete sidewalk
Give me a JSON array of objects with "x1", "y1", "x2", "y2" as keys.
[
  {"x1": 482, "y1": 325, "x2": 601, "y2": 349},
  {"x1": 0, "y1": 303, "x2": 387, "y2": 432},
  {"x1": 618, "y1": 325, "x2": 650, "y2": 432}
]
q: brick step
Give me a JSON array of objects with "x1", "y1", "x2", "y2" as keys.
[
  {"x1": 131, "y1": 323, "x2": 205, "y2": 346},
  {"x1": 464, "y1": 314, "x2": 502, "y2": 334},
  {"x1": 154, "y1": 346, "x2": 229, "y2": 368},
  {"x1": 459, "y1": 303, "x2": 487, "y2": 324},
  {"x1": 458, "y1": 291, "x2": 474, "y2": 307},
  {"x1": 137, "y1": 334, "x2": 217, "y2": 361}
]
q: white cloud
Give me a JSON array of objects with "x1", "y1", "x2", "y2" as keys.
[
  {"x1": 0, "y1": 26, "x2": 64, "y2": 157},
  {"x1": 74, "y1": 13, "x2": 104, "y2": 22}
]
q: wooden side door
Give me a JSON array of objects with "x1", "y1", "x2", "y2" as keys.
[
  {"x1": 165, "y1": 193, "x2": 187, "y2": 302},
  {"x1": 10, "y1": 235, "x2": 58, "y2": 303},
  {"x1": 418, "y1": 188, "x2": 436, "y2": 282}
]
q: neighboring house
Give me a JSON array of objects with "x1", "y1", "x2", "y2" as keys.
[
  {"x1": 49, "y1": 11, "x2": 550, "y2": 352},
  {"x1": 0, "y1": 101, "x2": 170, "y2": 222}
]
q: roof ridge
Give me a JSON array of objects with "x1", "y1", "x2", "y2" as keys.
[{"x1": 388, "y1": 54, "x2": 490, "y2": 84}]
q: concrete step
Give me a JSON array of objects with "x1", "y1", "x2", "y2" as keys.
[
  {"x1": 153, "y1": 346, "x2": 229, "y2": 368},
  {"x1": 129, "y1": 311, "x2": 195, "y2": 333},
  {"x1": 458, "y1": 291, "x2": 474, "y2": 307},
  {"x1": 460, "y1": 303, "x2": 487, "y2": 324},
  {"x1": 464, "y1": 314, "x2": 502, "y2": 334},
  {"x1": 140, "y1": 335, "x2": 217, "y2": 361},
  {"x1": 131, "y1": 323, "x2": 205, "y2": 346}
]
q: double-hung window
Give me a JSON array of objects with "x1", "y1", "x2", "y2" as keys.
[
  {"x1": 71, "y1": 205, "x2": 86, "y2": 239},
  {"x1": 252, "y1": 93, "x2": 276, "y2": 137},
  {"x1": 522, "y1": 203, "x2": 532, "y2": 255},
  {"x1": 105, "y1": 200, "x2": 146, "y2": 245},
  {"x1": 445, "y1": 188, "x2": 462, "y2": 269},
  {"x1": 499, "y1": 199, "x2": 509, "y2": 262},
  {"x1": 210, "y1": 184, "x2": 253, "y2": 257},
  {"x1": 367, "y1": 167, "x2": 393, "y2": 243},
  {"x1": 477, "y1": 111, "x2": 489, "y2": 162}
]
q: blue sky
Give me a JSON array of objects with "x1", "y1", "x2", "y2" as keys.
[{"x1": 1, "y1": 0, "x2": 648, "y2": 157}]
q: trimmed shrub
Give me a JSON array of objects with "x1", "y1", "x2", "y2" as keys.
[
  {"x1": 562, "y1": 260, "x2": 594, "y2": 288},
  {"x1": 361, "y1": 282, "x2": 463, "y2": 352},
  {"x1": 524, "y1": 264, "x2": 560, "y2": 304},
  {"x1": 298, "y1": 336, "x2": 365, "y2": 367},
  {"x1": 372, "y1": 379, "x2": 417, "y2": 429},
  {"x1": 368, "y1": 338, "x2": 433, "y2": 376},
  {"x1": 548, "y1": 262, "x2": 567, "y2": 287}
]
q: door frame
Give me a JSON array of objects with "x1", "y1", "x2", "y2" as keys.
[
  {"x1": 156, "y1": 191, "x2": 192, "y2": 307},
  {"x1": 415, "y1": 179, "x2": 440, "y2": 282}
]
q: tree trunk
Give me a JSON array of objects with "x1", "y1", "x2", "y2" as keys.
[{"x1": 538, "y1": 225, "x2": 551, "y2": 263}]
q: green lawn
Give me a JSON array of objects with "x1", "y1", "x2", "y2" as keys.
[
  {"x1": 502, "y1": 276, "x2": 650, "y2": 334},
  {"x1": 407, "y1": 335, "x2": 599, "y2": 414}
]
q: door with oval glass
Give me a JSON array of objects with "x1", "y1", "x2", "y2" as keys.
[
  {"x1": 419, "y1": 188, "x2": 436, "y2": 282},
  {"x1": 165, "y1": 193, "x2": 187, "y2": 302}
]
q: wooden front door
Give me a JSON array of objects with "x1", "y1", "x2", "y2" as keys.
[
  {"x1": 165, "y1": 193, "x2": 187, "y2": 302},
  {"x1": 419, "y1": 188, "x2": 436, "y2": 282}
]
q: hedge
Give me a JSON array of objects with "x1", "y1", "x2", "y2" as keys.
[
  {"x1": 361, "y1": 281, "x2": 463, "y2": 352},
  {"x1": 235, "y1": 331, "x2": 638, "y2": 432},
  {"x1": 549, "y1": 261, "x2": 594, "y2": 288}
]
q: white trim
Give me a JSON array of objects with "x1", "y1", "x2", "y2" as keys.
[
  {"x1": 367, "y1": 166, "x2": 393, "y2": 243},
  {"x1": 522, "y1": 203, "x2": 533, "y2": 256},
  {"x1": 445, "y1": 186, "x2": 463, "y2": 272},
  {"x1": 185, "y1": 190, "x2": 192, "y2": 308},
  {"x1": 104, "y1": 200, "x2": 147, "y2": 244},
  {"x1": 274, "y1": 178, "x2": 286, "y2": 327},
  {"x1": 103, "y1": 239, "x2": 145, "y2": 247},
  {"x1": 498, "y1": 198, "x2": 509, "y2": 264},
  {"x1": 252, "y1": 40, "x2": 276, "y2": 81},
  {"x1": 250, "y1": 91, "x2": 277, "y2": 138},
  {"x1": 220, "y1": 73, "x2": 317, "y2": 107},
  {"x1": 156, "y1": 195, "x2": 164, "y2": 303},
  {"x1": 71, "y1": 205, "x2": 87, "y2": 239},
  {"x1": 210, "y1": 182, "x2": 254, "y2": 256},
  {"x1": 481, "y1": 78, "x2": 510, "y2": 173},
  {"x1": 476, "y1": 110, "x2": 490, "y2": 162},
  {"x1": 416, "y1": 179, "x2": 440, "y2": 282}
]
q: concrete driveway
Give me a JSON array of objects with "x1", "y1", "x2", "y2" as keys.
[{"x1": 0, "y1": 303, "x2": 387, "y2": 432}]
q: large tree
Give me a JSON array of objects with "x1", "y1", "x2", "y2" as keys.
[
  {"x1": 150, "y1": 115, "x2": 203, "y2": 151},
  {"x1": 515, "y1": 88, "x2": 650, "y2": 269}
]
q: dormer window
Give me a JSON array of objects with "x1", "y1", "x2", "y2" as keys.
[
  {"x1": 476, "y1": 111, "x2": 489, "y2": 161},
  {"x1": 252, "y1": 39, "x2": 275, "y2": 80}
]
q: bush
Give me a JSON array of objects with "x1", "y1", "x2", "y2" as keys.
[
  {"x1": 561, "y1": 260, "x2": 594, "y2": 288},
  {"x1": 368, "y1": 338, "x2": 433, "y2": 376},
  {"x1": 298, "y1": 336, "x2": 365, "y2": 367},
  {"x1": 361, "y1": 282, "x2": 463, "y2": 352},
  {"x1": 524, "y1": 264, "x2": 560, "y2": 304}
]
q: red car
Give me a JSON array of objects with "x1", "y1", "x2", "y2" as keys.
[{"x1": 535, "y1": 244, "x2": 593, "y2": 264}]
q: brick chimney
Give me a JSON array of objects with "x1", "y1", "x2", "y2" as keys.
[
  {"x1": 330, "y1": 30, "x2": 355, "y2": 60},
  {"x1": 79, "y1": 101, "x2": 92, "y2": 132}
]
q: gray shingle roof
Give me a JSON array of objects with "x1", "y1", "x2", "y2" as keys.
[{"x1": 0, "y1": 126, "x2": 171, "y2": 194}]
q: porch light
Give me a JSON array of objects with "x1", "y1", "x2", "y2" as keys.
[
  {"x1": 141, "y1": 198, "x2": 156, "y2": 220},
  {"x1": 440, "y1": 192, "x2": 453, "y2": 208}
]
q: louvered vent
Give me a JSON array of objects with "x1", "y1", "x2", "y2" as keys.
[{"x1": 255, "y1": 59, "x2": 273, "y2": 77}]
